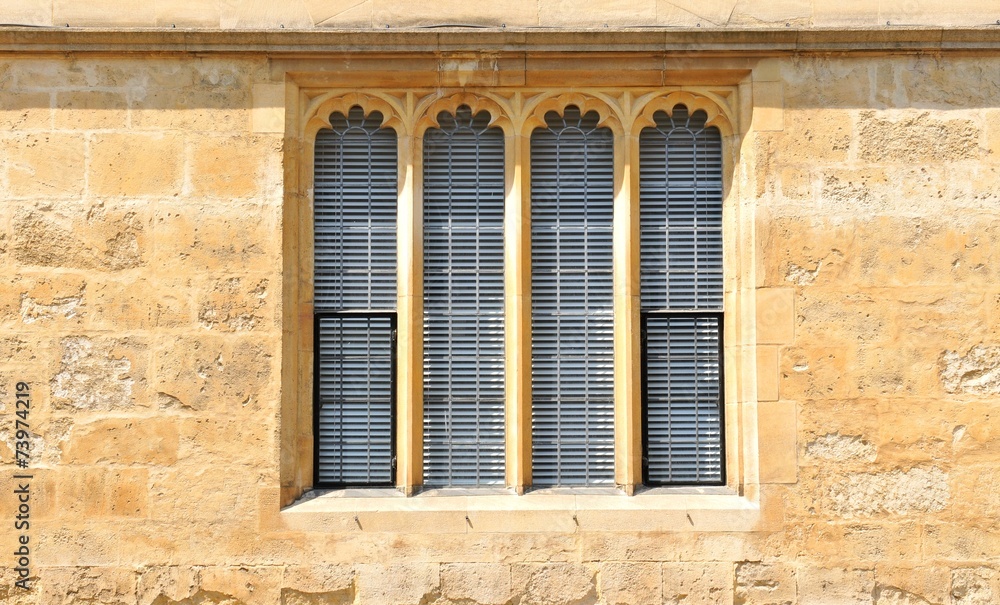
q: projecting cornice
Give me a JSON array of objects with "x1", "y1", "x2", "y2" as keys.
[{"x1": 0, "y1": 28, "x2": 999, "y2": 55}]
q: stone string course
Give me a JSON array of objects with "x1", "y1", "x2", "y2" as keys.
[{"x1": 0, "y1": 50, "x2": 998, "y2": 604}]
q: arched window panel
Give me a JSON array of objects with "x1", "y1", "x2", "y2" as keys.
[
  {"x1": 530, "y1": 105, "x2": 615, "y2": 487},
  {"x1": 639, "y1": 104, "x2": 725, "y2": 486},
  {"x1": 422, "y1": 106, "x2": 506, "y2": 487},
  {"x1": 313, "y1": 105, "x2": 398, "y2": 487},
  {"x1": 314, "y1": 106, "x2": 398, "y2": 311},
  {"x1": 639, "y1": 106, "x2": 723, "y2": 311}
]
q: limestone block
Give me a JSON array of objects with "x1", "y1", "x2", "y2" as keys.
[
  {"x1": 793, "y1": 290, "x2": 894, "y2": 348},
  {"x1": 57, "y1": 467, "x2": 148, "y2": 518},
  {"x1": 0, "y1": 91, "x2": 50, "y2": 130},
  {"x1": 857, "y1": 110, "x2": 981, "y2": 164},
  {"x1": 2, "y1": 133, "x2": 85, "y2": 199},
  {"x1": 779, "y1": 346, "x2": 852, "y2": 400},
  {"x1": 305, "y1": 0, "x2": 374, "y2": 27},
  {"x1": 53, "y1": 0, "x2": 155, "y2": 26},
  {"x1": 510, "y1": 563, "x2": 597, "y2": 605},
  {"x1": 0, "y1": 0, "x2": 51, "y2": 26},
  {"x1": 356, "y1": 564, "x2": 439, "y2": 605},
  {"x1": 152, "y1": 334, "x2": 276, "y2": 411},
  {"x1": 734, "y1": 561, "x2": 796, "y2": 605},
  {"x1": 152, "y1": 202, "x2": 278, "y2": 273},
  {"x1": 190, "y1": 134, "x2": 281, "y2": 199},
  {"x1": 148, "y1": 466, "x2": 263, "y2": 523},
  {"x1": 196, "y1": 276, "x2": 276, "y2": 332},
  {"x1": 177, "y1": 413, "x2": 274, "y2": 466},
  {"x1": 812, "y1": 0, "x2": 879, "y2": 27},
  {"x1": 131, "y1": 85, "x2": 250, "y2": 133},
  {"x1": 136, "y1": 566, "x2": 202, "y2": 605},
  {"x1": 53, "y1": 91, "x2": 129, "y2": 130},
  {"x1": 951, "y1": 567, "x2": 1000, "y2": 605},
  {"x1": 87, "y1": 276, "x2": 159, "y2": 331},
  {"x1": 50, "y1": 336, "x2": 148, "y2": 411},
  {"x1": 38, "y1": 567, "x2": 137, "y2": 605},
  {"x1": 281, "y1": 565, "x2": 355, "y2": 597},
  {"x1": 940, "y1": 345, "x2": 1000, "y2": 396},
  {"x1": 923, "y1": 523, "x2": 1000, "y2": 562},
  {"x1": 778, "y1": 167, "x2": 812, "y2": 201},
  {"x1": 752, "y1": 82, "x2": 784, "y2": 132},
  {"x1": 948, "y1": 464, "x2": 1000, "y2": 521},
  {"x1": 90, "y1": 133, "x2": 183, "y2": 196},
  {"x1": 660, "y1": 562, "x2": 733, "y2": 604},
  {"x1": 783, "y1": 60, "x2": 872, "y2": 110},
  {"x1": 797, "y1": 566, "x2": 875, "y2": 605},
  {"x1": 824, "y1": 467, "x2": 949, "y2": 518},
  {"x1": 654, "y1": 0, "x2": 737, "y2": 26},
  {"x1": 873, "y1": 565, "x2": 950, "y2": 605},
  {"x1": 778, "y1": 109, "x2": 852, "y2": 164},
  {"x1": 758, "y1": 216, "x2": 853, "y2": 288},
  {"x1": 220, "y1": 0, "x2": 313, "y2": 29},
  {"x1": 758, "y1": 400, "x2": 797, "y2": 484},
  {"x1": 897, "y1": 57, "x2": 1000, "y2": 108},
  {"x1": 374, "y1": 0, "x2": 537, "y2": 27},
  {"x1": 756, "y1": 288, "x2": 795, "y2": 344},
  {"x1": 63, "y1": 418, "x2": 179, "y2": 465},
  {"x1": 440, "y1": 563, "x2": 512, "y2": 605},
  {"x1": 804, "y1": 523, "x2": 922, "y2": 566},
  {"x1": 0, "y1": 273, "x2": 88, "y2": 328},
  {"x1": 732, "y1": 0, "x2": 810, "y2": 26},
  {"x1": 12, "y1": 201, "x2": 149, "y2": 271},
  {"x1": 538, "y1": 0, "x2": 654, "y2": 27},
  {"x1": 819, "y1": 168, "x2": 891, "y2": 213},
  {"x1": 154, "y1": 0, "x2": 222, "y2": 27},
  {"x1": 804, "y1": 433, "x2": 877, "y2": 464},
  {"x1": 596, "y1": 562, "x2": 659, "y2": 605},
  {"x1": 251, "y1": 83, "x2": 286, "y2": 133},
  {"x1": 757, "y1": 345, "x2": 779, "y2": 402},
  {"x1": 198, "y1": 566, "x2": 282, "y2": 605}
]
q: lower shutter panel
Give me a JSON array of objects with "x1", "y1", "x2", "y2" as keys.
[
  {"x1": 644, "y1": 315, "x2": 723, "y2": 484},
  {"x1": 316, "y1": 316, "x2": 394, "y2": 486},
  {"x1": 530, "y1": 107, "x2": 615, "y2": 487}
]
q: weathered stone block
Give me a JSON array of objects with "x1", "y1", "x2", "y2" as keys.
[
  {"x1": 63, "y1": 418, "x2": 179, "y2": 465},
  {"x1": 50, "y1": 336, "x2": 148, "y2": 411},
  {"x1": 57, "y1": 467, "x2": 148, "y2": 518},
  {"x1": 441, "y1": 563, "x2": 512, "y2": 604},
  {"x1": 12, "y1": 202, "x2": 149, "y2": 271},
  {"x1": 356, "y1": 564, "x2": 439, "y2": 605},
  {"x1": 510, "y1": 563, "x2": 597, "y2": 605},
  {"x1": 53, "y1": 90, "x2": 129, "y2": 130},
  {"x1": 152, "y1": 203, "x2": 277, "y2": 273},
  {"x1": 39, "y1": 566, "x2": 138, "y2": 605},
  {"x1": 661, "y1": 562, "x2": 734, "y2": 604},
  {"x1": 951, "y1": 567, "x2": 1000, "y2": 605},
  {"x1": 196, "y1": 276, "x2": 275, "y2": 332},
  {"x1": 857, "y1": 111, "x2": 981, "y2": 164},
  {"x1": 797, "y1": 566, "x2": 875, "y2": 604},
  {"x1": 0, "y1": 273, "x2": 87, "y2": 328},
  {"x1": 757, "y1": 288, "x2": 795, "y2": 344},
  {"x1": 734, "y1": 561, "x2": 796, "y2": 605},
  {"x1": 596, "y1": 561, "x2": 659, "y2": 605},
  {"x1": 2, "y1": 133, "x2": 86, "y2": 198},
  {"x1": 0, "y1": 91, "x2": 51, "y2": 130},
  {"x1": 190, "y1": 134, "x2": 281, "y2": 199},
  {"x1": 825, "y1": 467, "x2": 949, "y2": 518},
  {"x1": 873, "y1": 565, "x2": 950, "y2": 605},
  {"x1": 90, "y1": 133, "x2": 183, "y2": 196}
]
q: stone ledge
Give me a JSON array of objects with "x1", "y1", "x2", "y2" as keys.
[{"x1": 277, "y1": 486, "x2": 774, "y2": 534}]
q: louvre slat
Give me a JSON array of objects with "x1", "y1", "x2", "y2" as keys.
[
  {"x1": 530, "y1": 106, "x2": 615, "y2": 487},
  {"x1": 640, "y1": 106, "x2": 725, "y2": 485},
  {"x1": 422, "y1": 107, "x2": 506, "y2": 487}
]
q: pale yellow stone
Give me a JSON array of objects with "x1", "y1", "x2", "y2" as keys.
[
  {"x1": 53, "y1": 90, "x2": 128, "y2": 130},
  {"x1": 873, "y1": 565, "x2": 950, "y2": 605},
  {"x1": 220, "y1": 0, "x2": 314, "y2": 28},
  {"x1": 757, "y1": 400, "x2": 797, "y2": 484},
  {"x1": 57, "y1": 467, "x2": 148, "y2": 518},
  {"x1": 154, "y1": 0, "x2": 222, "y2": 27},
  {"x1": 306, "y1": 0, "x2": 373, "y2": 27},
  {"x1": 0, "y1": 0, "x2": 51, "y2": 26},
  {"x1": 752, "y1": 81, "x2": 784, "y2": 132},
  {"x1": 538, "y1": 0, "x2": 655, "y2": 27},
  {"x1": 2, "y1": 133, "x2": 85, "y2": 198},
  {"x1": 756, "y1": 345, "x2": 779, "y2": 401},
  {"x1": 0, "y1": 91, "x2": 51, "y2": 130},
  {"x1": 63, "y1": 418, "x2": 179, "y2": 465},
  {"x1": 734, "y1": 561, "x2": 796, "y2": 605},
  {"x1": 53, "y1": 0, "x2": 155, "y2": 26},
  {"x1": 356, "y1": 564, "x2": 439, "y2": 605},
  {"x1": 756, "y1": 287, "x2": 795, "y2": 344},
  {"x1": 190, "y1": 134, "x2": 280, "y2": 199},
  {"x1": 375, "y1": 0, "x2": 537, "y2": 27},
  {"x1": 599, "y1": 562, "x2": 660, "y2": 605},
  {"x1": 798, "y1": 567, "x2": 875, "y2": 604},
  {"x1": 89, "y1": 133, "x2": 183, "y2": 196},
  {"x1": 654, "y1": 0, "x2": 736, "y2": 26},
  {"x1": 252, "y1": 83, "x2": 286, "y2": 133},
  {"x1": 662, "y1": 562, "x2": 734, "y2": 604},
  {"x1": 441, "y1": 563, "x2": 512, "y2": 605}
]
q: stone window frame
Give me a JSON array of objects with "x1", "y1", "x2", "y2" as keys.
[{"x1": 274, "y1": 59, "x2": 793, "y2": 532}]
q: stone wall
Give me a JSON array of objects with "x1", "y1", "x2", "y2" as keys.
[{"x1": 0, "y1": 41, "x2": 999, "y2": 604}]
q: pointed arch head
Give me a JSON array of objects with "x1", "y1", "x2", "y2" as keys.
[
  {"x1": 633, "y1": 92, "x2": 735, "y2": 137},
  {"x1": 522, "y1": 92, "x2": 623, "y2": 136},
  {"x1": 304, "y1": 92, "x2": 406, "y2": 142},
  {"x1": 414, "y1": 93, "x2": 513, "y2": 137}
]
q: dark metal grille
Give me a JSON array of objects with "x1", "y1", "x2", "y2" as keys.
[
  {"x1": 639, "y1": 106, "x2": 725, "y2": 485},
  {"x1": 313, "y1": 106, "x2": 398, "y2": 487},
  {"x1": 422, "y1": 106, "x2": 506, "y2": 486},
  {"x1": 530, "y1": 106, "x2": 615, "y2": 487}
]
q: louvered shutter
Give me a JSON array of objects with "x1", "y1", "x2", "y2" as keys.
[
  {"x1": 530, "y1": 106, "x2": 615, "y2": 487},
  {"x1": 422, "y1": 107, "x2": 506, "y2": 486},
  {"x1": 314, "y1": 106, "x2": 398, "y2": 486},
  {"x1": 639, "y1": 105, "x2": 725, "y2": 484}
]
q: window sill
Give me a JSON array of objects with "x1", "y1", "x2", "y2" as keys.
[{"x1": 278, "y1": 486, "x2": 774, "y2": 534}]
